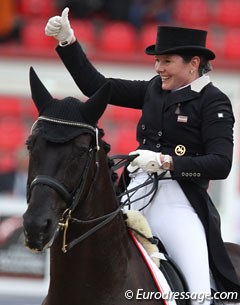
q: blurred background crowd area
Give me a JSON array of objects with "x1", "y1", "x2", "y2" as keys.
[
  {"x1": 0, "y1": 0, "x2": 240, "y2": 64},
  {"x1": 0, "y1": 0, "x2": 240, "y2": 197}
]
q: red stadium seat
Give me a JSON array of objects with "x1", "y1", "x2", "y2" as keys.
[
  {"x1": 71, "y1": 19, "x2": 96, "y2": 53},
  {"x1": 0, "y1": 96, "x2": 21, "y2": 118},
  {"x1": 222, "y1": 29, "x2": 240, "y2": 59},
  {"x1": 24, "y1": 100, "x2": 38, "y2": 119},
  {"x1": 99, "y1": 22, "x2": 137, "y2": 54},
  {"x1": 109, "y1": 106, "x2": 141, "y2": 124},
  {"x1": 21, "y1": 19, "x2": 56, "y2": 49},
  {"x1": 205, "y1": 31, "x2": 223, "y2": 59},
  {"x1": 0, "y1": 119, "x2": 25, "y2": 151},
  {"x1": 113, "y1": 124, "x2": 138, "y2": 155},
  {"x1": 0, "y1": 152, "x2": 15, "y2": 172},
  {"x1": 140, "y1": 23, "x2": 158, "y2": 52},
  {"x1": 214, "y1": 0, "x2": 240, "y2": 27},
  {"x1": 19, "y1": 0, "x2": 57, "y2": 18},
  {"x1": 174, "y1": 0, "x2": 210, "y2": 27}
]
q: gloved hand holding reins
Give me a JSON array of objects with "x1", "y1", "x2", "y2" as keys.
[
  {"x1": 45, "y1": 7, "x2": 75, "y2": 46},
  {"x1": 127, "y1": 149, "x2": 163, "y2": 173}
]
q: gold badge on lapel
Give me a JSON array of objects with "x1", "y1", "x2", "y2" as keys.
[{"x1": 175, "y1": 144, "x2": 186, "y2": 156}]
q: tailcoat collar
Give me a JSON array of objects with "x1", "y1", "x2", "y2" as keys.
[
  {"x1": 190, "y1": 74, "x2": 210, "y2": 92},
  {"x1": 165, "y1": 75, "x2": 211, "y2": 109}
]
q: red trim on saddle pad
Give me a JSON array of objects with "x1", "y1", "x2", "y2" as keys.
[{"x1": 129, "y1": 230, "x2": 176, "y2": 305}]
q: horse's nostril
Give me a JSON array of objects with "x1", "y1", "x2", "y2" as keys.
[
  {"x1": 34, "y1": 219, "x2": 52, "y2": 235},
  {"x1": 23, "y1": 216, "x2": 55, "y2": 251},
  {"x1": 43, "y1": 219, "x2": 51, "y2": 234},
  {"x1": 24, "y1": 217, "x2": 52, "y2": 237}
]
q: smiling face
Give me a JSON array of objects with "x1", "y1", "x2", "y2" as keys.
[{"x1": 154, "y1": 54, "x2": 200, "y2": 91}]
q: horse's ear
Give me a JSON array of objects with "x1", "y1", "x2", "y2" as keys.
[
  {"x1": 83, "y1": 81, "x2": 112, "y2": 124},
  {"x1": 29, "y1": 67, "x2": 53, "y2": 114}
]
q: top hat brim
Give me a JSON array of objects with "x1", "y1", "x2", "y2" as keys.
[{"x1": 145, "y1": 44, "x2": 215, "y2": 60}]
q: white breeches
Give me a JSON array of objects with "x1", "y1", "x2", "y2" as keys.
[{"x1": 122, "y1": 171, "x2": 211, "y2": 305}]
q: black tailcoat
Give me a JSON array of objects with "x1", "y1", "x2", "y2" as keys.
[{"x1": 57, "y1": 41, "x2": 240, "y2": 294}]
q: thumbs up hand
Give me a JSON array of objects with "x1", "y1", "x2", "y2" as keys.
[{"x1": 45, "y1": 7, "x2": 75, "y2": 46}]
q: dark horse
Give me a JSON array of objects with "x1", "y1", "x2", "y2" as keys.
[
  {"x1": 23, "y1": 68, "x2": 187, "y2": 305},
  {"x1": 23, "y1": 68, "x2": 240, "y2": 305}
]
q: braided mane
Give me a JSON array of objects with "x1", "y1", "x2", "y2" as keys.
[{"x1": 98, "y1": 128, "x2": 119, "y2": 186}]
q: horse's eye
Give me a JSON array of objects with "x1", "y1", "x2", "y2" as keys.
[
  {"x1": 26, "y1": 140, "x2": 33, "y2": 152},
  {"x1": 78, "y1": 146, "x2": 88, "y2": 156},
  {"x1": 26, "y1": 134, "x2": 38, "y2": 152}
]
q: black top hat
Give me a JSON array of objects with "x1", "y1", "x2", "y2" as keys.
[{"x1": 145, "y1": 26, "x2": 215, "y2": 60}]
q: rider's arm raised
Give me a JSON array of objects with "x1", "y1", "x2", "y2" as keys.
[{"x1": 45, "y1": 8, "x2": 148, "y2": 110}]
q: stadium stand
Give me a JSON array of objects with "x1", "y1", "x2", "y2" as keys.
[
  {"x1": 174, "y1": 0, "x2": 210, "y2": 27},
  {"x1": 214, "y1": 0, "x2": 240, "y2": 27},
  {"x1": 19, "y1": 0, "x2": 57, "y2": 18},
  {"x1": 98, "y1": 21, "x2": 137, "y2": 54},
  {"x1": 0, "y1": 0, "x2": 240, "y2": 180}
]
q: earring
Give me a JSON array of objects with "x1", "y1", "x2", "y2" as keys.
[{"x1": 190, "y1": 70, "x2": 194, "y2": 74}]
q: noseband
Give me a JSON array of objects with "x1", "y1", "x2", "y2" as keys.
[{"x1": 29, "y1": 175, "x2": 72, "y2": 203}]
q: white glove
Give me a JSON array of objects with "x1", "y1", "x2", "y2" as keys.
[
  {"x1": 127, "y1": 152, "x2": 139, "y2": 173},
  {"x1": 45, "y1": 7, "x2": 74, "y2": 45},
  {"x1": 127, "y1": 150, "x2": 162, "y2": 173}
]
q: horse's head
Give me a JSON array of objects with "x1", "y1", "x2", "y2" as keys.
[{"x1": 23, "y1": 67, "x2": 112, "y2": 252}]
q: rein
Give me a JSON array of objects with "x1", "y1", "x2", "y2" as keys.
[
  {"x1": 57, "y1": 154, "x2": 169, "y2": 253},
  {"x1": 110, "y1": 154, "x2": 169, "y2": 210}
]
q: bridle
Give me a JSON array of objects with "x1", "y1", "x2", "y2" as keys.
[
  {"x1": 27, "y1": 116, "x2": 100, "y2": 209},
  {"x1": 27, "y1": 116, "x2": 168, "y2": 253},
  {"x1": 27, "y1": 116, "x2": 121, "y2": 253}
]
